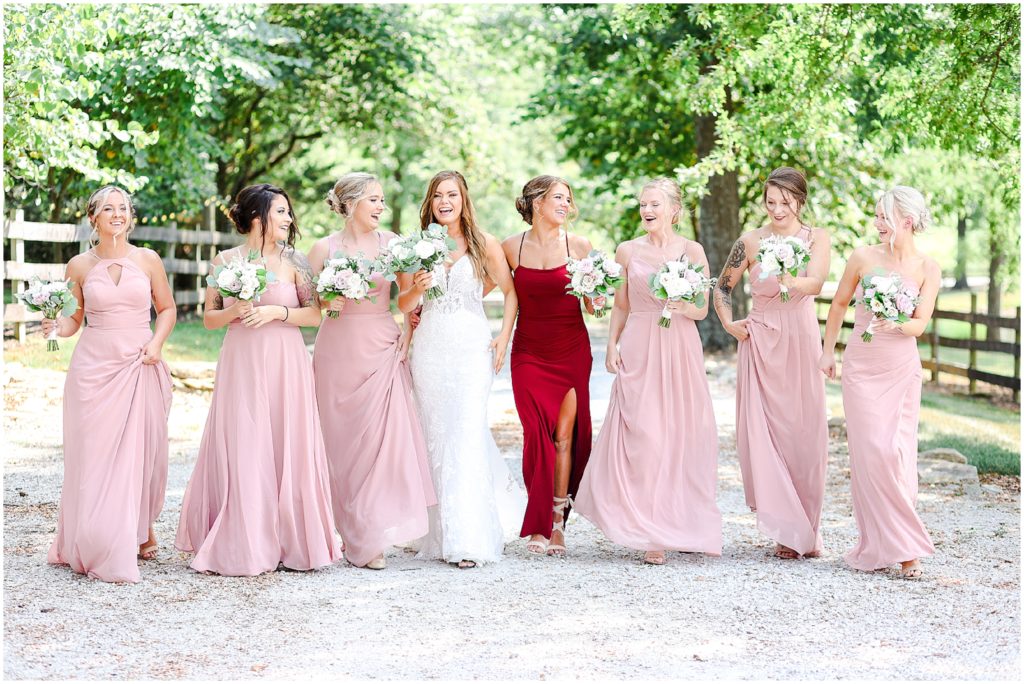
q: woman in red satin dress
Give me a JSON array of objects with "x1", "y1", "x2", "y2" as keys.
[{"x1": 502, "y1": 175, "x2": 600, "y2": 558}]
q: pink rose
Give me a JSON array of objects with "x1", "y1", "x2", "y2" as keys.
[
  {"x1": 895, "y1": 293, "x2": 914, "y2": 315},
  {"x1": 864, "y1": 288, "x2": 876, "y2": 299},
  {"x1": 684, "y1": 269, "x2": 701, "y2": 284}
]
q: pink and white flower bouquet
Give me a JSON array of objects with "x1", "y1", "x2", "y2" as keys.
[
  {"x1": 316, "y1": 253, "x2": 379, "y2": 318},
  {"x1": 647, "y1": 256, "x2": 717, "y2": 328},
  {"x1": 385, "y1": 223, "x2": 456, "y2": 299},
  {"x1": 858, "y1": 271, "x2": 920, "y2": 342},
  {"x1": 756, "y1": 235, "x2": 812, "y2": 302},
  {"x1": 18, "y1": 278, "x2": 79, "y2": 351},
  {"x1": 565, "y1": 249, "x2": 623, "y2": 318},
  {"x1": 206, "y1": 249, "x2": 276, "y2": 303}
]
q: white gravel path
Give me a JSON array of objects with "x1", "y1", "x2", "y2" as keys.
[{"x1": 2, "y1": 347, "x2": 1019, "y2": 680}]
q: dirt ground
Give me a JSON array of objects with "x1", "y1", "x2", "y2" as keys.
[{"x1": 2, "y1": 354, "x2": 1019, "y2": 680}]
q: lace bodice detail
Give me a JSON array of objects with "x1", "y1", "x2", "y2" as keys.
[{"x1": 422, "y1": 256, "x2": 486, "y2": 319}]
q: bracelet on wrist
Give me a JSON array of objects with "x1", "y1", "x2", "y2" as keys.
[{"x1": 281, "y1": 305, "x2": 289, "y2": 322}]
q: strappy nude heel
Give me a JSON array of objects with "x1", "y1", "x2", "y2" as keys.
[{"x1": 547, "y1": 496, "x2": 569, "y2": 558}]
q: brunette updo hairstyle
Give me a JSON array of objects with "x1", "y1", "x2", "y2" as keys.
[
  {"x1": 515, "y1": 175, "x2": 577, "y2": 225},
  {"x1": 228, "y1": 183, "x2": 299, "y2": 249},
  {"x1": 762, "y1": 167, "x2": 808, "y2": 216}
]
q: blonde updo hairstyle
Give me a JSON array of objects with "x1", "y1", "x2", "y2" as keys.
[
  {"x1": 639, "y1": 177, "x2": 683, "y2": 224},
  {"x1": 86, "y1": 185, "x2": 137, "y2": 245},
  {"x1": 876, "y1": 185, "x2": 932, "y2": 234},
  {"x1": 515, "y1": 175, "x2": 578, "y2": 225},
  {"x1": 325, "y1": 172, "x2": 380, "y2": 221}
]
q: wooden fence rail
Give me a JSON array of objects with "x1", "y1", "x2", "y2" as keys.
[
  {"x1": 816, "y1": 294, "x2": 1021, "y2": 399},
  {"x1": 3, "y1": 207, "x2": 241, "y2": 341}
]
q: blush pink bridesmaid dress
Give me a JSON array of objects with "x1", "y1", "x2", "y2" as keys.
[
  {"x1": 312, "y1": 233, "x2": 436, "y2": 568},
  {"x1": 735, "y1": 226, "x2": 828, "y2": 556},
  {"x1": 48, "y1": 249, "x2": 172, "y2": 583},
  {"x1": 574, "y1": 250, "x2": 722, "y2": 555},
  {"x1": 175, "y1": 280, "x2": 342, "y2": 576},
  {"x1": 841, "y1": 273, "x2": 934, "y2": 571}
]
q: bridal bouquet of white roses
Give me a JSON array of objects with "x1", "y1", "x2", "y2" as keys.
[
  {"x1": 858, "y1": 271, "x2": 920, "y2": 343},
  {"x1": 206, "y1": 250, "x2": 275, "y2": 302},
  {"x1": 647, "y1": 256, "x2": 717, "y2": 328},
  {"x1": 565, "y1": 249, "x2": 623, "y2": 318},
  {"x1": 385, "y1": 223, "x2": 456, "y2": 299},
  {"x1": 18, "y1": 278, "x2": 79, "y2": 351},
  {"x1": 316, "y1": 253, "x2": 379, "y2": 318},
  {"x1": 755, "y1": 235, "x2": 812, "y2": 302}
]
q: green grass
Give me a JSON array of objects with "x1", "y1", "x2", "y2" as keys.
[
  {"x1": 5, "y1": 320, "x2": 229, "y2": 369},
  {"x1": 826, "y1": 383, "x2": 1020, "y2": 476}
]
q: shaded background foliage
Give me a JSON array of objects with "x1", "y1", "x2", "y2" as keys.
[{"x1": 3, "y1": 2, "x2": 1019, "y2": 348}]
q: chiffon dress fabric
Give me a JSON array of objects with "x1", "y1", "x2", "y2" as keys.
[
  {"x1": 409, "y1": 254, "x2": 526, "y2": 565},
  {"x1": 511, "y1": 234, "x2": 593, "y2": 538},
  {"x1": 175, "y1": 278, "x2": 341, "y2": 576},
  {"x1": 312, "y1": 232, "x2": 436, "y2": 567},
  {"x1": 48, "y1": 249, "x2": 172, "y2": 583},
  {"x1": 735, "y1": 226, "x2": 828, "y2": 556},
  {"x1": 841, "y1": 272, "x2": 935, "y2": 570},
  {"x1": 574, "y1": 251, "x2": 722, "y2": 554}
]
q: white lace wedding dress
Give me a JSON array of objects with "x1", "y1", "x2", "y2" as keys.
[{"x1": 409, "y1": 256, "x2": 526, "y2": 565}]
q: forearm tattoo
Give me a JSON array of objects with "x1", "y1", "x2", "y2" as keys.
[
  {"x1": 213, "y1": 292, "x2": 224, "y2": 311},
  {"x1": 714, "y1": 239, "x2": 745, "y2": 312},
  {"x1": 285, "y1": 248, "x2": 316, "y2": 308}
]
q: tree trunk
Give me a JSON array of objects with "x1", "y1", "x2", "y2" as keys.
[
  {"x1": 391, "y1": 162, "x2": 404, "y2": 234},
  {"x1": 987, "y1": 233, "x2": 1003, "y2": 342},
  {"x1": 694, "y1": 112, "x2": 743, "y2": 351},
  {"x1": 953, "y1": 214, "x2": 969, "y2": 289}
]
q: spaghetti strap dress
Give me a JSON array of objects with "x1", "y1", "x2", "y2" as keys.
[
  {"x1": 510, "y1": 233, "x2": 593, "y2": 538},
  {"x1": 312, "y1": 232, "x2": 436, "y2": 567},
  {"x1": 735, "y1": 225, "x2": 828, "y2": 555}
]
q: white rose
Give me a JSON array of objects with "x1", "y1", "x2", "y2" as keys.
[
  {"x1": 605, "y1": 261, "x2": 622, "y2": 278},
  {"x1": 216, "y1": 269, "x2": 241, "y2": 291},
  {"x1": 761, "y1": 254, "x2": 780, "y2": 273},
  {"x1": 414, "y1": 240, "x2": 437, "y2": 259},
  {"x1": 579, "y1": 273, "x2": 598, "y2": 293},
  {"x1": 871, "y1": 276, "x2": 896, "y2": 295},
  {"x1": 870, "y1": 299, "x2": 884, "y2": 313}
]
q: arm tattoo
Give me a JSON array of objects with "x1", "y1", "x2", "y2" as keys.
[
  {"x1": 725, "y1": 238, "x2": 746, "y2": 269},
  {"x1": 715, "y1": 278, "x2": 733, "y2": 310},
  {"x1": 714, "y1": 239, "x2": 745, "y2": 312},
  {"x1": 285, "y1": 248, "x2": 316, "y2": 308},
  {"x1": 213, "y1": 293, "x2": 224, "y2": 311}
]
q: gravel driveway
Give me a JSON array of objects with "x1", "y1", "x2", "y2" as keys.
[{"x1": 2, "y1": 346, "x2": 1019, "y2": 680}]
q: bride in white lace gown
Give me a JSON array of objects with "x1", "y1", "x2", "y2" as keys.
[{"x1": 399, "y1": 171, "x2": 526, "y2": 567}]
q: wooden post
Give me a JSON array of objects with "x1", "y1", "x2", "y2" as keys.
[
  {"x1": 12, "y1": 209, "x2": 26, "y2": 343},
  {"x1": 929, "y1": 317, "x2": 939, "y2": 385},
  {"x1": 162, "y1": 221, "x2": 177, "y2": 317},
  {"x1": 1014, "y1": 306, "x2": 1021, "y2": 403},
  {"x1": 78, "y1": 217, "x2": 91, "y2": 254},
  {"x1": 969, "y1": 293, "x2": 978, "y2": 394}
]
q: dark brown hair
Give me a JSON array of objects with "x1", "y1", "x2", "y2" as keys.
[
  {"x1": 228, "y1": 183, "x2": 300, "y2": 248},
  {"x1": 762, "y1": 167, "x2": 808, "y2": 215},
  {"x1": 515, "y1": 175, "x2": 577, "y2": 225},
  {"x1": 419, "y1": 170, "x2": 489, "y2": 283}
]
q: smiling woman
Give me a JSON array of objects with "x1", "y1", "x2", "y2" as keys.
[
  {"x1": 46, "y1": 185, "x2": 176, "y2": 583},
  {"x1": 175, "y1": 183, "x2": 341, "y2": 576}
]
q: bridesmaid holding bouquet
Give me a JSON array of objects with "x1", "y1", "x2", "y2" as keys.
[
  {"x1": 574, "y1": 178, "x2": 722, "y2": 564},
  {"x1": 714, "y1": 167, "x2": 831, "y2": 560},
  {"x1": 819, "y1": 186, "x2": 940, "y2": 579},
  {"x1": 502, "y1": 175, "x2": 598, "y2": 558},
  {"x1": 176, "y1": 183, "x2": 341, "y2": 576},
  {"x1": 46, "y1": 185, "x2": 175, "y2": 583},
  {"x1": 309, "y1": 172, "x2": 436, "y2": 570}
]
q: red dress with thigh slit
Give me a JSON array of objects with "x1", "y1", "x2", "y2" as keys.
[{"x1": 511, "y1": 235, "x2": 593, "y2": 538}]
